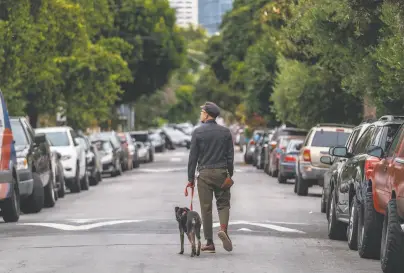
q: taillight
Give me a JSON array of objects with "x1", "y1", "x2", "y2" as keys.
[
  {"x1": 365, "y1": 156, "x2": 380, "y2": 180},
  {"x1": 284, "y1": 155, "x2": 296, "y2": 162},
  {"x1": 250, "y1": 140, "x2": 255, "y2": 145},
  {"x1": 303, "y1": 149, "x2": 311, "y2": 162},
  {"x1": 336, "y1": 128, "x2": 344, "y2": 132}
]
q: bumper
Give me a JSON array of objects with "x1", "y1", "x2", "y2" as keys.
[
  {"x1": 17, "y1": 168, "x2": 34, "y2": 196},
  {"x1": 0, "y1": 170, "x2": 14, "y2": 200},
  {"x1": 102, "y1": 162, "x2": 114, "y2": 173},
  {"x1": 62, "y1": 160, "x2": 76, "y2": 180},
  {"x1": 299, "y1": 163, "x2": 328, "y2": 185},
  {"x1": 279, "y1": 162, "x2": 296, "y2": 178}
]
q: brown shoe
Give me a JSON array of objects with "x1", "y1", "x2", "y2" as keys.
[
  {"x1": 218, "y1": 230, "x2": 233, "y2": 252},
  {"x1": 201, "y1": 243, "x2": 215, "y2": 253}
]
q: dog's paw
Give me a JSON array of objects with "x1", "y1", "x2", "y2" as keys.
[{"x1": 178, "y1": 250, "x2": 184, "y2": 255}]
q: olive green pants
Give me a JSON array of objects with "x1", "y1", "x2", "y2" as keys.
[{"x1": 197, "y1": 168, "x2": 231, "y2": 241}]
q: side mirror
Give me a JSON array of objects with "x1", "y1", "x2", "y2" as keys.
[
  {"x1": 295, "y1": 143, "x2": 303, "y2": 151},
  {"x1": 320, "y1": 156, "x2": 332, "y2": 165},
  {"x1": 34, "y1": 133, "x2": 47, "y2": 145},
  {"x1": 74, "y1": 137, "x2": 80, "y2": 146},
  {"x1": 328, "y1": 147, "x2": 335, "y2": 155},
  {"x1": 332, "y1": 146, "x2": 348, "y2": 157},
  {"x1": 366, "y1": 145, "x2": 384, "y2": 158},
  {"x1": 56, "y1": 152, "x2": 62, "y2": 160},
  {"x1": 270, "y1": 141, "x2": 277, "y2": 149}
]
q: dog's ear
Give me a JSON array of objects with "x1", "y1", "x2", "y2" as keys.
[{"x1": 175, "y1": 206, "x2": 179, "y2": 213}]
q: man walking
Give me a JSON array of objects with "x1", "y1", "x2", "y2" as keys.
[{"x1": 187, "y1": 101, "x2": 234, "y2": 253}]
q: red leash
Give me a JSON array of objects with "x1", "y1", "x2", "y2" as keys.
[{"x1": 184, "y1": 183, "x2": 194, "y2": 211}]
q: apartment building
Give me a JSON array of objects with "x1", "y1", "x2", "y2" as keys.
[
  {"x1": 169, "y1": 0, "x2": 198, "y2": 27},
  {"x1": 198, "y1": 0, "x2": 233, "y2": 34}
]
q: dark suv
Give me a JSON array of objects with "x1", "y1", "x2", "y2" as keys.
[
  {"x1": 11, "y1": 117, "x2": 58, "y2": 214},
  {"x1": 326, "y1": 115, "x2": 403, "y2": 258}
]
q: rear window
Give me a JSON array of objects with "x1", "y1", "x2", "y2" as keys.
[
  {"x1": 44, "y1": 132, "x2": 70, "y2": 146},
  {"x1": 279, "y1": 129, "x2": 308, "y2": 137},
  {"x1": 131, "y1": 134, "x2": 148, "y2": 142},
  {"x1": 311, "y1": 131, "x2": 350, "y2": 147}
]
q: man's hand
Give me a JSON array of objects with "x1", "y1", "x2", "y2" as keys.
[{"x1": 184, "y1": 181, "x2": 194, "y2": 196}]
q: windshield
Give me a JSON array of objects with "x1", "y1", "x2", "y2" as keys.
[
  {"x1": 10, "y1": 120, "x2": 29, "y2": 146},
  {"x1": 131, "y1": 133, "x2": 148, "y2": 142},
  {"x1": 311, "y1": 131, "x2": 350, "y2": 147},
  {"x1": 43, "y1": 132, "x2": 70, "y2": 146}
]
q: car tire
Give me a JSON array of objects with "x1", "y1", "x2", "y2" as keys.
[
  {"x1": 149, "y1": 151, "x2": 154, "y2": 162},
  {"x1": 278, "y1": 173, "x2": 287, "y2": 184},
  {"x1": 57, "y1": 168, "x2": 66, "y2": 198},
  {"x1": 294, "y1": 177, "x2": 297, "y2": 193},
  {"x1": 327, "y1": 188, "x2": 347, "y2": 240},
  {"x1": 2, "y1": 177, "x2": 20, "y2": 222},
  {"x1": 70, "y1": 164, "x2": 82, "y2": 193},
  {"x1": 133, "y1": 159, "x2": 140, "y2": 169},
  {"x1": 380, "y1": 199, "x2": 404, "y2": 273},
  {"x1": 296, "y1": 172, "x2": 308, "y2": 196},
  {"x1": 321, "y1": 187, "x2": 326, "y2": 213},
  {"x1": 81, "y1": 169, "x2": 90, "y2": 191},
  {"x1": 357, "y1": 190, "x2": 383, "y2": 259},
  {"x1": 21, "y1": 172, "x2": 44, "y2": 214},
  {"x1": 347, "y1": 195, "x2": 359, "y2": 250},
  {"x1": 89, "y1": 172, "x2": 99, "y2": 186},
  {"x1": 44, "y1": 169, "x2": 56, "y2": 208}
]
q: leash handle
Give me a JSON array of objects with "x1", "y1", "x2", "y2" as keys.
[{"x1": 184, "y1": 183, "x2": 194, "y2": 211}]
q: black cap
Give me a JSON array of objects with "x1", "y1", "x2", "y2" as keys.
[{"x1": 200, "y1": 101, "x2": 220, "y2": 118}]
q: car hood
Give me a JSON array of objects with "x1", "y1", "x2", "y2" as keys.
[{"x1": 49, "y1": 146, "x2": 75, "y2": 156}]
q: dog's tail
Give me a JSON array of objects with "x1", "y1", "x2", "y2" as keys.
[{"x1": 186, "y1": 211, "x2": 202, "y2": 240}]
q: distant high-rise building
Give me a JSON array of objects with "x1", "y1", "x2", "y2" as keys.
[
  {"x1": 169, "y1": 0, "x2": 198, "y2": 27},
  {"x1": 198, "y1": 0, "x2": 233, "y2": 35}
]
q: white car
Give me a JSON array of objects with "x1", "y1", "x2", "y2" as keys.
[{"x1": 35, "y1": 127, "x2": 87, "y2": 193}]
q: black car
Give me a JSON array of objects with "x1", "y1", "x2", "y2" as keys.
[
  {"x1": 326, "y1": 115, "x2": 403, "y2": 258},
  {"x1": 130, "y1": 131, "x2": 155, "y2": 162},
  {"x1": 93, "y1": 139, "x2": 121, "y2": 177},
  {"x1": 11, "y1": 117, "x2": 58, "y2": 213}
]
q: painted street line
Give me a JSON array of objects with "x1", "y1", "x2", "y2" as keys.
[
  {"x1": 169, "y1": 157, "x2": 182, "y2": 162},
  {"x1": 67, "y1": 218, "x2": 111, "y2": 224},
  {"x1": 202, "y1": 221, "x2": 305, "y2": 234},
  {"x1": 238, "y1": 228, "x2": 253, "y2": 232},
  {"x1": 18, "y1": 220, "x2": 144, "y2": 231},
  {"x1": 265, "y1": 221, "x2": 311, "y2": 226},
  {"x1": 136, "y1": 168, "x2": 186, "y2": 173}
]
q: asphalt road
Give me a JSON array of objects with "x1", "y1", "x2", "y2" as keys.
[{"x1": 0, "y1": 149, "x2": 382, "y2": 273}]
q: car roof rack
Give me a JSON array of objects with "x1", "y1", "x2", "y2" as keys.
[
  {"x1": 378, "y1": 115, "x2": 404, "y2": 122},
  {"x1": 316, "y1": 123, "x2": 355, "y2": 128},
  {"x1": 360, "y1": 118, "x2": 378, "y2": 124}
]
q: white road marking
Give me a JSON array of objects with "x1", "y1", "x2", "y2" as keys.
[
  {"x1": 136, "y1": 168, "x2": 186, "y2": 173},
  {"x1": 265, "y1": 221, "x2": 311, "y2": 226},
  {"x1": 169, "y1": 157, "x2": 182, "y2": 162},
  {"x1": 204, "y1": 221, "x2": 305, "y2": 234},
  {"x1": 238, "y1": 228, "x2": 253, "y2": 232},
  {"x1": 67, "y1": 218, "x2": 110, "y2": 224},
  {"x1": 18, "y1": 220, "x2": 144, "y2": 231}
]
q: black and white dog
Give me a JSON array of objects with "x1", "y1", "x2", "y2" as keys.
[{"x1": 175, "y1": 207, "x2": 202, "y2": 257}]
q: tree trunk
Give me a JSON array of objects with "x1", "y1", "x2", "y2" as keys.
[{"x1": 26, "y1": 102, "x2": 38, "y2": 128}]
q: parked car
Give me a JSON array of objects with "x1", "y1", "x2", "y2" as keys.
[
  {"x1": 91, "y1": 131, "x2": 125, "y2": 173},
  {"x1": 320, "y1": 120, "x2": 372, "y2": 213},
  {"x1": 124, "y1": 132, "x2": 140, "y2": 168},
  {"x1": 51, "y1": 147, "x2": 66, "y2": 198},
  {"x1": 294, "y1": 124, "x2": 353, "y2": 196},
  {"x1": 244, "y1": 129, "x2": 265, "y2": 164},
  {"x1": 368, "y1": 120, "x2": 404, "y2": 272},
  {"x1": 117, "y1": 132, "x2": 133, "y2": 171},
  {"x1": 36, "y1": 127, "x2": 86, "y2": 193},
  {"x1": 77, "y1": 134, "x2": 102, "y2": 186},
  {"x1": 93, "y1": 139, "x2": 121, "y2": 177},
  {"x1": 253, "y1": 131, "x2": 273, "y2": 169},
  {"x1": 0, "y1": 92, "x2": 21, "y2": 222},
  {"x1": 325, "y1": 116, "x2": 403, "y2": 258},
  {"x1": 161, "y1": 127, "x2": 191, "y2": 149},
  {"x1": 277, "y1": 138, "x2": 304, "y2": 183},
  {"x1": 12, "y1": 117, "x2": 58, "y2": 214},
  {"x1": 148, "y1": 131, "x2": 166, "y2": 153},
  {"x1": 136, "y1": 141, "x2": 151, "y2": 162},
  {"x1": 265, "y1": 128, "x2": 308, "y2": 177},
  {"x1": 130, "y1": 131, "x2": 155, "y2": 161}
]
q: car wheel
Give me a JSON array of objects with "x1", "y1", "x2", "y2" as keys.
[
  {"x1": 21, "y1": 172, "x2": 44, "y2": 214},
  {"x1": 57, "y1": 170, "x2": 66, "y2": 198},
  {"x1": 321, "y1": 187, "x2": 326, "y2": 213},
  {"x1": 380, "y1": 199, "x2": 404, "y2": 273},
  {"x1": 278, "y1": 173, "x2": 287, "y2": 184},
  {"x1": 347, "y1": 195, "x2": 359, "y2": 250},
  {"x1": 81, "y1": 170, "x2": 90, "y2": 190},
  {"x1": 44, "y1": 169, "x2": 56, "y2": 208},
  {"x1": 70, "y1": 164, "x2": 82, "y2": 193},
  {"x1": 296, "y1": 172, "x2": 308, "y2": 196},
  {"x1": 2, "y1": 177, "x2": 20, "y2": 222},
  {"x1": 327, "y1": 188, "x2": 347, "y2": 240},
  {"x1": 357, "y1": 190, "x2": 384, "y2": 259},
  {"x1": 149, "y1": 150, "x2": 154, "y2": 162},
  {"x1": 89, "y1": 171, "x2": 99, "y2": 186},
  {"x1": 294, "y1": 177, "x2": 297, "y2": 193}
]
